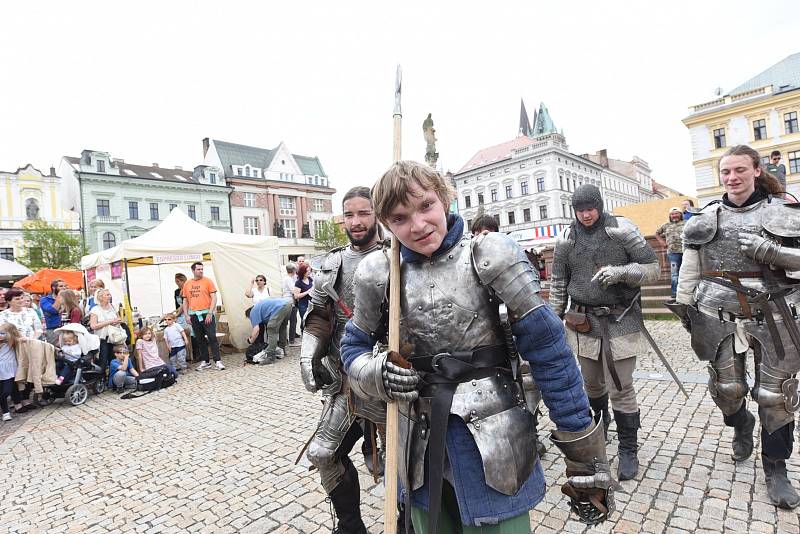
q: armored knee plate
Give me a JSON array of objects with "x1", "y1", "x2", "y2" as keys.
[
  {"x1": 752, "y1": 364, "x2": 800, "y2": 434},
  {"x1": 306, "y1": 393, "x2": 356, "y2": 494},
  {"x1": 707, "y1": 351, "x2": 748, "y2": 416}
]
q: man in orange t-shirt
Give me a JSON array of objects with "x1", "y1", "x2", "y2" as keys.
[{"x1": 181, "y1": 262, "x2": 224, "y2": 371}]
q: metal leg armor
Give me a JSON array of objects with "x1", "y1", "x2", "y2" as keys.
[
  {"x1": 707, "y1": 341, "x2": 748, "y2": 417},
  {"x1": 752, "y1": 363, "x2": 800, "y2": 434},
  {"x1": 306, "y1": 392, "x2": 357, "y2": 494}
]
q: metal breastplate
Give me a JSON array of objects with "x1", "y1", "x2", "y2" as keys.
[
  {"x1": 696, "y1": 202, "x2": 800, "y2": 317},
  {"x1": 399, "y1": 237, "x2": 504, "y2": 354},
  {"x1": 398, "y1": 237, "x2": 536, "y2": 496}
]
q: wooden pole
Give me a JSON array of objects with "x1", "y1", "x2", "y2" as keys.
[{"x1": 383, "y1": 64, "x2": 403, "y2": 534}]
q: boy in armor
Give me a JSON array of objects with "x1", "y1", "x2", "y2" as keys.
[
  {"x1": 300, "y1": 187, "x2": 388, "y2": 534},
  {"x1": 670, "y1": 145, "x2": 800, "y2": 509},
  {"x1": 341, "y1": 161, "x2": 617, "y2": 533},
  {"x1": 549, "y1": 184, "x2": 660, "y2": 481}
]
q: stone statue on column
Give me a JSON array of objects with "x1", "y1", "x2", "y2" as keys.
[{"x1": 423, "y1": 113, "x2": 439, "y2": 168}]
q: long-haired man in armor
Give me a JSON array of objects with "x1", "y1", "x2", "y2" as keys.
[
  {"x1": 300, "y1": 186, "x2": 387, "y2": 534},
  {"x1": 340, "y1": 161, "x2": 617, "y2": 533},
  {"x1": 549, "y1": 184, "x2": 660, "y2": 481},
  {"x1": 670, "y1": 145, "x2": 800, "y2": 509}
]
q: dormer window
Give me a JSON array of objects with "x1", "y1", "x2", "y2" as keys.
[
  {"x1": 209, "y1": 172, "x2": 217, "y2": 184},
  {"x1": 96, "y1": 160, "x2": 105, "y2": 173},
  {"x1": 237, "y1": 167, "x2": 243, "y2": 176},
  {"x1": 245, "y1": 166, "x2": 251, "y2": 177}
]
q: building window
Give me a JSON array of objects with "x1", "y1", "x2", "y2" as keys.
[
  {"x1": 244, "y1": 216, "x2": 260, "y2": 235},
  {"x1": 128, "y1": 201, "x2": 139, "y2": 220},
  {"x1": 536, "y1": 177, "x2": 545, "y2": 192},
  {"x1": 490, "y1": 189, "x2": 498, "y2": 202},
  {"x1": 210, "y1": 206, "x2": 220, "y2": 221},
  {"x1": 245, "y1": 166, "x2": 251, "y2": 178},
  {"x1": 505, "y1": 185, "x2": 513, "y2": 199},
  {"x1": 562, "y1": 203, "x2": 567, "y2": 218},
  {"x1": 236, "y1": 167, "x2": 243, "y2": 176},
  {"x1": 539, "y1": 205, "x2": 548, "y2": 220},
  {"x1": 314, "y1": 220, "x2": 326, "y2": 236},
  {"x1": 279, "y1": 196, "x2": 296, "y2": 210},
  {"x1": 244, "y1": 192, "x2": 256, "y2": 207},
  {"x1": 149, "y1": 203, "x2": 159, "y2": 220},
  {"x1": 187, "y1": 205, "x2": 196, "y2": 220},
  {"x1": 713, "y1": 128, "x2": 726, "y2": 149},
  {"x1": 753, "y1": 119, "x2": 767, "y2": 140},
  {"x1": 477, "y1": 193, "x2": 484, "y2": 205},
  {"x1": 523, "y1": 208, "x2": 531, "y2": 222},
  {"x1": 464, "y1": 195, "x2": 472, "y2": 208},
  {"x1": 96, "y1": 199, "x2": 110, "y2": 216},
  {"x1": 282, "y1": 219, "x2": 297, "y2": 238},
  {"x1": 492, "y1": 214, "x2": 500, "y2": 226},
  {"x1": 96, "y1": 160, "x2": 105, "y2": 173},
  {"x1": 0, "y1": 248, "x2": 13, "y2": 261},
  {"x1": 169, "y1": 203, "x2": 177, "y2": 212},
  {"x1": 789, "y1": 151, "x2": 800, "y2": 174},
  {"x1": 466, "y1": 219, "x2": 472, "y2": 230},
  {"x1": 507, "y1": 211, "x2": 515, "y2": 225},
  {"x1": 785, "y1": 112, "x2": 799, "y2": 134},
  {"x1": 313, "y1": 198, "x2": 325, "y2": 212},
  {"x1": 209, "y1": 172, "x2": 217, "y2": 184},
  {"x1": 102, "y1": 232, "x2": 116, "y2": 250},
  {"x1": 520, "y1": 181, "x2": 528, "y2": 195}
]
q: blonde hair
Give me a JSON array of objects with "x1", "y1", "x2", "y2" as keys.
[
  {"x1": 163, "y1": 312, "x2": 176, "y2": 321},
  {"x1": 371, "y1": 161, "x2": 455, "y2": 224},
  {"x1": 60, "y1": 289, "x2": 82, "y2": 319},
  {"x1": 138, "y1": 325, "x2": 154, "y2": 338},
  {"x1": 0, "y1": 323, "x2": 20, "y2": 350},
  {"x1": 61, "y1": 331, "x2": 78, "y2": 344}
]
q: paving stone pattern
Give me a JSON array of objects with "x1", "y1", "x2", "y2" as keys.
[{"x1": 0, "y1": 321, "x2": 798, "y2": 533}]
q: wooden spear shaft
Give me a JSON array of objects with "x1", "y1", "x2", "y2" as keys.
[{"x1": 383, "y1": 64, "x2": 403, "y2": 534}]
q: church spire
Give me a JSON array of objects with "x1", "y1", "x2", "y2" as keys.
[
  {"x1": 518, "y1": 98, "x2": 531, "y2": 137},
  {"x1": 531, "y1": 102, "x2": 557, "y2": 137}
]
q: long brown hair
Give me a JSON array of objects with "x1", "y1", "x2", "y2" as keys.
[
  {"x1": 0, "y1": 322, "x2": 20, "y2": 350},
  {"x1": 721, "y1": 145, "x2": 783, "y2": 195},
  {"x1": 59, "y1": 289, "x2": 83, "y2": 320}
]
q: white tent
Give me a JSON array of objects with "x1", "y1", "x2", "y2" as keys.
[
  {"x1": 0, "y1": 258, "x2": 33, "y2": 283},
  {"x1": 81, "y1": 209, "x2": 281, "y2": 349}
]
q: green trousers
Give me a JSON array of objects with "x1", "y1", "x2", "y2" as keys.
[{"x1": 409, "y1": 481, "x2": 531, "y2": 534}]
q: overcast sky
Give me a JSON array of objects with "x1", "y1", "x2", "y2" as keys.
[{"x1": 2, "y1": 1, "x2": 798, "y2": 208}]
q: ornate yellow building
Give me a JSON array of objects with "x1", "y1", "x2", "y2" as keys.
[
  {"x1": 683, "y1": 52, "x2": 800, "y2": 206},
  {"x1": 0, "y1": 164, "x2": 79, "y2": 262}
]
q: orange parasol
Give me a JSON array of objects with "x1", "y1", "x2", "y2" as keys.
[{"x1": 13, "y1": 269, "x2": 84, "y2": 294}]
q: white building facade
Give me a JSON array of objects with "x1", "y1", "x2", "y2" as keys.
[{"x1": 454, "y1": 103, "x2": 664, "y2": 247}]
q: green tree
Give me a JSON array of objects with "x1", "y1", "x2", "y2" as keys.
[
  {"x1": 314, "y1": 219, "x2": 348, "y2": 250},
  {"x1": 18, "y1": 220, "x2": 84, "y2": 270}
]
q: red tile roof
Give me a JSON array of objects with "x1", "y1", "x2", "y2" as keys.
[{"x1": 456, "y1": 136, "x2": 538, "y2": 174}]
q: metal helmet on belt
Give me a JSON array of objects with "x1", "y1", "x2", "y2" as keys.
[{"x1": 571, "y1": 184, "x2": 603, "y2": 213}]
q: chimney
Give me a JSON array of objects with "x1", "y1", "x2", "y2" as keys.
[
  {"x1": 152, "y1": 163, "x2": 159, "y2": 168},
  {"x1": 597, "y1": 149, "x2": 609, "y2": 168},
  {"x1": 202, "y1": 138, "x2": 210, "y2": 158},
  {"x1": 49, "y1": 165, "x2": 56, "y2": 176}
]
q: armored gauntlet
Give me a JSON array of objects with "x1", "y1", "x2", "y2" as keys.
[
  {"x1": 348, "y1": 349, "x2": 419, "y2": 403},
  {"x1": 551, "y1": 421, "x2": 619, "y2": 525}
]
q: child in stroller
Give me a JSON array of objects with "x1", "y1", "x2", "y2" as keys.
[{"x1": 43, "y1": 324, "x2": 106, "y2": 406}]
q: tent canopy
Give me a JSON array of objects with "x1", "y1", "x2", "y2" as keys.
[
  {"x1": 0, "y1": 258, "x2": 33, "y2": 283},
  {"x1": 14, "y1": 269, "x2": 83, "y2": 293},
  {"x1": 80, "y1": 209, "x2": 282, "y2": 349}
]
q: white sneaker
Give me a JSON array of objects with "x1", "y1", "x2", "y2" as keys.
[
  {"x1": 215, "y1": 361, "x2": 226, "y2": 371},
  {"x1": 275, "y1": 347, "x2": 285, "y2": 359},
  {"x1": 2, "y1": 413, "x2": 11, "y2": 422},
  {"x1": 196, "y1": 362, "x2": 211, "y2": 371}
]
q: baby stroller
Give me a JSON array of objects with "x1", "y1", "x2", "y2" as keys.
[{"x1": 40, "y1": 324, "x2": 106, "y2": 407}]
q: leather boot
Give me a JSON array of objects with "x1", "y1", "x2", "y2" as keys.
[
  {"x1": 763, "y1": 454, "x2": 800, "y2": 509},
  {"x1": 726, "y1": 404, "x2": 755, "y2": 462},
  {"x1": 589, "y1": 394, "x2": 612, "y2": 442},
  {"x1": 614, "y1": 410, "x2": 640, "y2": 481},
  {"x1": 329, "y1": 458, "x2": 368, "y2": 534}
]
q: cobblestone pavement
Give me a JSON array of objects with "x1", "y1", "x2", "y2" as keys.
[{"x1": 1, "y1": 320, "x2": 799, "y2": 533}]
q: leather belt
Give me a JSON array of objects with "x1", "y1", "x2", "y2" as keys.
[
  {"x1": 410, "y1": 344, "x2": 509, "y2": 534},
  {"x1": 571, "y1": 303, "x2": 625, "y2": 391},
  {"x1": 702, "y1": 271, "x2": 764, "y2": 319}
]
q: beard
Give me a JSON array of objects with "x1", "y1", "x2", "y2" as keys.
[{"x1": 346, "y1": 223, "x2": 378, "y2": 247}]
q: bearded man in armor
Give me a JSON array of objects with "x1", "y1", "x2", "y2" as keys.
[
  {"x1": 549, "y1": 184, "x2": 660, "y2": 481},
  {"x1": 341, "y1": 161, "x2": 618, "y2": 533},
  {"x1": 300, "y1": 186, "x2": 388, "y2": 534},
  {"x1": 670, "y1": 145, "x2": 800, "y2": 509}
]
